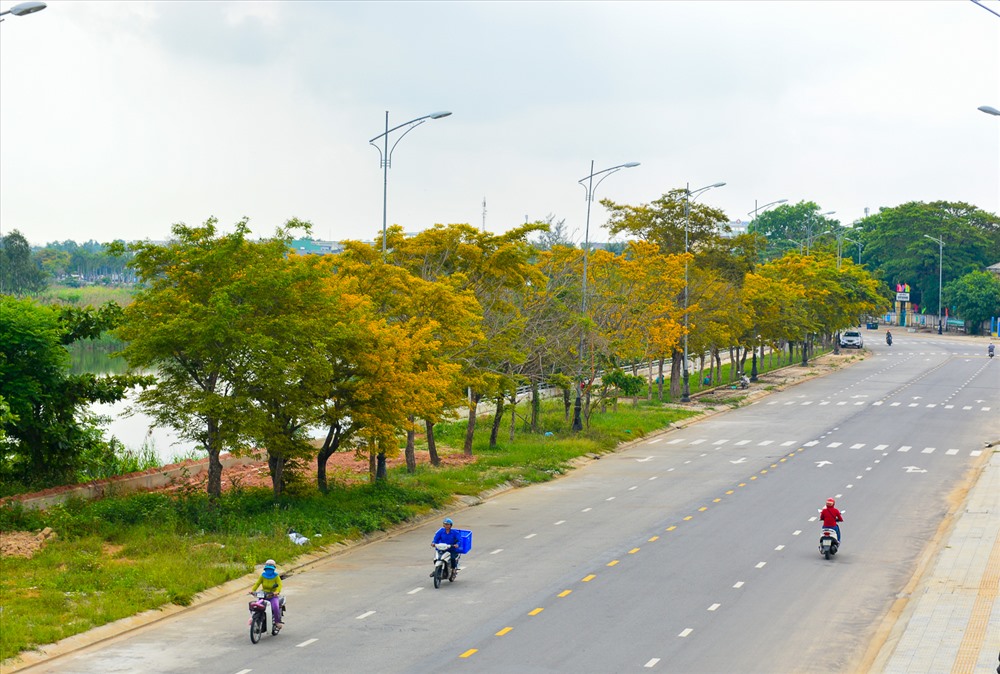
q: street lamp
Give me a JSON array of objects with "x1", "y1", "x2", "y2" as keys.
[
  {"x1": 681, "y1": 181, "x2": 726, "y2": 403},
  {"x1": 979, "y1": 105, "x2": 1000, "y2": 116},
  {"x1": 805, "y1": 212, "x2": 835, "y2": 254},
  {"x1": 369, "y1": 110, "x2": 451, "y2": 254},
  {"x1": 924, "y1": 234, "x2": 945, "y2": 334},
  {"x1": 0, "y1": 1, "x2": 45, "y2": 20},
  {"x1": 746, "y1": 198, "x2": 786, "y2": 381},
  {"x1": 572, "y1": 160, "x2": 640, "y2": 432}
]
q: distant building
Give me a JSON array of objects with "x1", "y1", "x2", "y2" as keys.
[
  {"x1": 289, "y1": 238, "x2": 345, "y2": 255},
  {"x1": 721, "y1": 220, "x2": 748, "y2": 238},
  {"x1": 987, "y1": 261, "x2": 1000, "y2": 280}
]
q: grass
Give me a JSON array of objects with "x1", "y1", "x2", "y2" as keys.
[{"x1": 34, "y1": 285, "x2": 134, "y2": 308}]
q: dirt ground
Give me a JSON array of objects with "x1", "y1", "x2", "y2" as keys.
[{"x1": 0, "y1": 351, "x2": 850, "y2": 560}]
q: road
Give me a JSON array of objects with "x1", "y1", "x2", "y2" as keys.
[{"x1": 20, "y1": 333, "x2": 999, "y2": 674}]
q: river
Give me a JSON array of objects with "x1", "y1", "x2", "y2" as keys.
[{"x1": 71, "y1": 343, "x2": 201, "y2": 464}]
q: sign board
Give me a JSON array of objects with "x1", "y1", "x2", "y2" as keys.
[{"x1": 895, "y1": 292, "x2": 910, "y2": 302}]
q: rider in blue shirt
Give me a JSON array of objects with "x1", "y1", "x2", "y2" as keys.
[{"x1": 431, "y1": 518, "x2": 461, "y2": 578}]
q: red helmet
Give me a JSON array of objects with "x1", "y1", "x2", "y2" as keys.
[{"x1": 826, "y1": 498, "x2": 835, "y2": 506}]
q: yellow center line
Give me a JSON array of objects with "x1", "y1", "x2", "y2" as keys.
[
  {"x1": 628, "y1": 548, "x2": 640, "y2": 554},
  {"x1": 760, "y1": 470, "x2": 768, "y2": 474},
  {"x1": 607, "y1": 560, "x2": 620, "y2": 566},
  {"x1": 698, "y1": 506, "x2": 708, "y2": 511},
  {"x1": 771, "y1": 464, "x2": 778, "y2": 468},
  {"x1": 528, "y1": 608, "x2": 544, "y2": 616},
  {"x1": 558, "y1": 590, "x2": 572, "y2": 597},
  {"x1": 683, "y1": 515, "x2": 693, "y2": 521},
  {"x1": 738, "y1": 482, "x2": 747, "y2": 487},
  {"x1": 666, "y1": 525, "x2": 677, "y2": 531},
  {"x1": 496, "y1": 627, "x2": 512, "y2": 636},
  {"x1": 750, "y1": 476, "x2": 758, "y2": 480},
  {"x1": 713, "y1": 498, "x2": 721, "y2": 503},
  {"x1": 582, "y1": 574, "x2": 596, "y2": 582},
  {"x1": 648, "y1": 535, "x2": 659, "y2": 542},
  {"x1": 725, "y1": 490, "x2": 734, "y2": 495},
  {"x1": 460, "y1": 649, "x2": 478, "y2": 658}
]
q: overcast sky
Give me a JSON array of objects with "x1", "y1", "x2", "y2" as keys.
[{"x1": 1, "y1": 0, "x2": 998, "y2": 248}]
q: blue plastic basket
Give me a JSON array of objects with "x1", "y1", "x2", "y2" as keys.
[{"x1": 455, "y1": 529, "x2": 472, "y2": 554}]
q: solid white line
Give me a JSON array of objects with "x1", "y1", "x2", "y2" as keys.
[
  {"x1": 629, "y1": 486, "x2": 638, "y2": 491},
  {"x1": 678, "y1": 628, "x2": 693, "y2": 637},
  {"x1": 554, "y1": 520, "x2": 566, "y2": 525},
  {"x1": 644, "y1": 658, "x2": 660, "y2": 668},
  {"x1": 296, "y1": 638, "x2": 318, "y2": 648},
  {"x1": 490, "y1": 548, "x2": 503, "y2": 554},
  {"x1": 408, "y1": 587, "x2": 423, "y2": 595},
  {"x1": 525, "y1": 533, "x2": 537, "y2": 539},
  {"x1": 648, "y1": 438, "x2": 662, "y2": 444},
  {"x1": 606, "y1": 496, "x2": 616, "y2": 501},
  {"x1": 649, "y1": 476, "x2": 658, "y2": 480},
  {"x1": 733, "y1": 581, "x2": 745, "y2": 588},
  {"x1": 582, "y1": 507, "x2": 592, "y2": 512},
  {"x1": 356, "y1": 610, "x2": 375, "y2": 620},
  {"x1": 708, "y1": 603, "x2": 721, "y2": 611}
]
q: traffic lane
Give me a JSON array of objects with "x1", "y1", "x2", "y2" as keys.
[{"x1": 412, "y1": 438, "x2": 930, "y2": 673}]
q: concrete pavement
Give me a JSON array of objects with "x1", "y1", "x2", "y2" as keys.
[{"x1": 873, "y1": 448, "x2": 1000, "y2": 674}]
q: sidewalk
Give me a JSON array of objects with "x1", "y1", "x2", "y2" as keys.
[{"x1": 874, "y1": 449, "x2": 1000, "y2": 674}]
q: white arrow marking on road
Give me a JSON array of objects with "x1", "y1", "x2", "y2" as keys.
[
  {"x1": 730, "y1": 457, "x2": 747, "y2": 464},
  {"x1": 815, "y1": 461, "x2": 833, "y2": 467},
  {"x1": 904, "y1": 466, "x2": 927, "y2": 473},
  {"x1": 636, "y1": 456, "x2": 654, "y2": 462}
]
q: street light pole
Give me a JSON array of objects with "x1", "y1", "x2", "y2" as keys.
[
  {"x1": 924, "y1": 234, "x2": 944, "y2": 334},
  {"x1": 571, "y1": 160, "x2": 640, "y2": 432},
  {"x1": 805, "y1": 211, "x2": 836, "y2": 254},
  {"x1": 746, "y1": 198, "x2": 786, "y2": 381},
  {"x1": 681, "y1": 181, "x2": 726, "y2": 403},
  {"x1": 369, "y1": 110, "x2": 451, "y2": 254}
]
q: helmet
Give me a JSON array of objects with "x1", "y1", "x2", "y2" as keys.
[
  {"x1": 442, "y1": 518, "x2": 453, "y2": 526},
  {"x1": 826, "y1": 499, "x2": 835, "y2": 506},
  {"x1": 264, "y1": 559, "x2": 276, "y2": 569}
]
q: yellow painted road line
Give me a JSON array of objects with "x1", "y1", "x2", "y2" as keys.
[
  {"x1": 629, "y1": 548, "x2": 640, "y2": 554},
  {"x1": 698, "y1": 507, "x2": 707, "y2": 511},
  {"x1": 683, "y1": 515, "x2": 693, "y2": 521},
  {"x1": 496, "y1": 627, "x2": 512, "y2": 636},
  {"x1": 460, "y1": 649, "x2": 478, "y2": 658},
  {"x1": 558, "y1": 590, "x2": 572, "y2": 597},
  {"x1": 529, "y1": 607, "x2": 544, "y2": 616},
  {"x1": 607, "y1": 560, "x2": 620, "y2": 566},
  {"x1": 648, "y1": 535, "x2": 659, "y2": 542},
  {"x1": 582, "y1": 574, "x2": 596, "y2": 582},
  {"x1": 713, "y1": 498, "x2": 721, "y2": 503},
  {"x1": 726, "y1": 490, "x2": 734, "y2": 495},
  {"x1": 666, "y1": 525, "x2": 677, "y2": 531},
  {"x1": 750, "y1": 476, "x2": 758, "y2": 480},
  {"x1": 738, "y1": 482, "x2": 747, "y2": 487}
]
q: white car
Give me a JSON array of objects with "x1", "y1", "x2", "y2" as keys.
[{"x1": 840, "y1": 330, "x2": 864, "y2": 348}]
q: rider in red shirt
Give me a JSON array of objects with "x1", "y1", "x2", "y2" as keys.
[{"x1": 820, "y1": 498, "x2": 844, "y2": 542}]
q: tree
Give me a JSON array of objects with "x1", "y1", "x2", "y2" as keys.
[
  {"x1": 0, "y1": 297, "x2": 147, "y2": 488},
  {"x1": 1, "y1": 230, "x2": 47, "y2": 295},
  {"x1": 115, "y1": 217, "x2": 299, "y2": 498},
  {"x1": 530, "y1": 214, "x2": 574, "y2": 251},
  {"x1": 945, "y1": 271, "x2": 1000, "y2": 334},
  {"x1": 748, "y1": 201, "x2": 839, "y2": 261}
]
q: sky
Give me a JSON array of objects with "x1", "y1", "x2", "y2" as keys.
[{"x1": 1, "y1": 0, "x2": 999, "y2": 249}]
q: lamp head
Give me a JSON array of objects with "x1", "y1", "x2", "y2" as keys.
[
  {"x1": 775, "y1": 199, "x2": 788, "y2": 204},
  {"x1": 623, "y1": 162, "x2": 640, "y2": 168},
  {"x1": 428, "y1": 111, "x2": 452, "y2": 119},
  {"x1": 8, "y1": 1, "x2": 46, "y2": 15},
  {"x1": 710, "y1": 182, "x2": 726, "y2": 188},
  {"x1": 978, "y1": 105, "x2": 1000, "y2": 116}
]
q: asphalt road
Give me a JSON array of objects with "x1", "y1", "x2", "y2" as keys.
[{"x1": 22, "y1": 332, "x2": 999, "y2": 674}]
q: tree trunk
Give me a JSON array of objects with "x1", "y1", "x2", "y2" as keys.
[
  {"x1": 316, "y1": 421, "x2": 343, "y2": 493},
  {"x1": 508, "y1": 388, "x2": 518, "y2": 442},
  {"x1": 489, "y1": 393, "x2": 505, "y2": 449},
  {"x1": 670, "y1": 348, "x2": 683, "y2": 399},
  {"x1": 463, "y1": 392, "x2": 482, "y2": 456},
  {"x1": 563, "y1": 388, "x2": 572, "y2": 421},
  {"x1": 657, "y1": 357, "x2": 665, "y2": 402},
  {"x1": 405, "y1": 414, "x2": 416, "y2": 473},
  {"x1": 268, "y1": 452, "x2": 285, "y2": 499},
  {"x1": 376, "y1": 451, "x2": 387, "y2": 481},
  {"x1": 206, "y1": 417, "x2": 223, "y2": 499},
  {"x1": 530, "y1": 381, "x2": 540, "y2": 432},
  {"x1": 426, "y1": 420, "x2": 440, "y2": 466}
]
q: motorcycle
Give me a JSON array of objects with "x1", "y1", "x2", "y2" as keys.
[
  {"x1": 248, "y1": 591, "x2": 285, "y2": 644},
  {"x1": 431, "y1": 542, "x2": 459, "y2": 588},
  {"x1": 886, "y1": 333, "x2": 893, "y2": 346},
  {"x1": 819, "y1": 528, "x2": 840, "y2": 560},
  {"x1": 989, "y1": 346, "x2": 995, "y2": 359}
]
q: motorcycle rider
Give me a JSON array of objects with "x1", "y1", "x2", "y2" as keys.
[
  {"x1": 431, "y1": 518, "x2": 461, "y2": 580},
  {"x1": 989, "y1": 342, "x2": 995, "y2": 358},
  {"x1": 885, "y1": 330, "x2": 893, "y2": 346},
  {"x1": 250, "y1": 559, "x2": 283, "y2": 631},
  {"x1": 819, "y1": 498, "x2": 844, "y2": 544}
]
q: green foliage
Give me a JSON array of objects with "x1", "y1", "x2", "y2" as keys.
[
  {"x1": 1, "y1": 230, "x2": 48, "y2": 295},
  {"x1": 0, "y1": 297, "x2": 149, "y2": 489},
  {"x1": 944, "y1": 271, "x2": 1000, "y2": 334}
]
